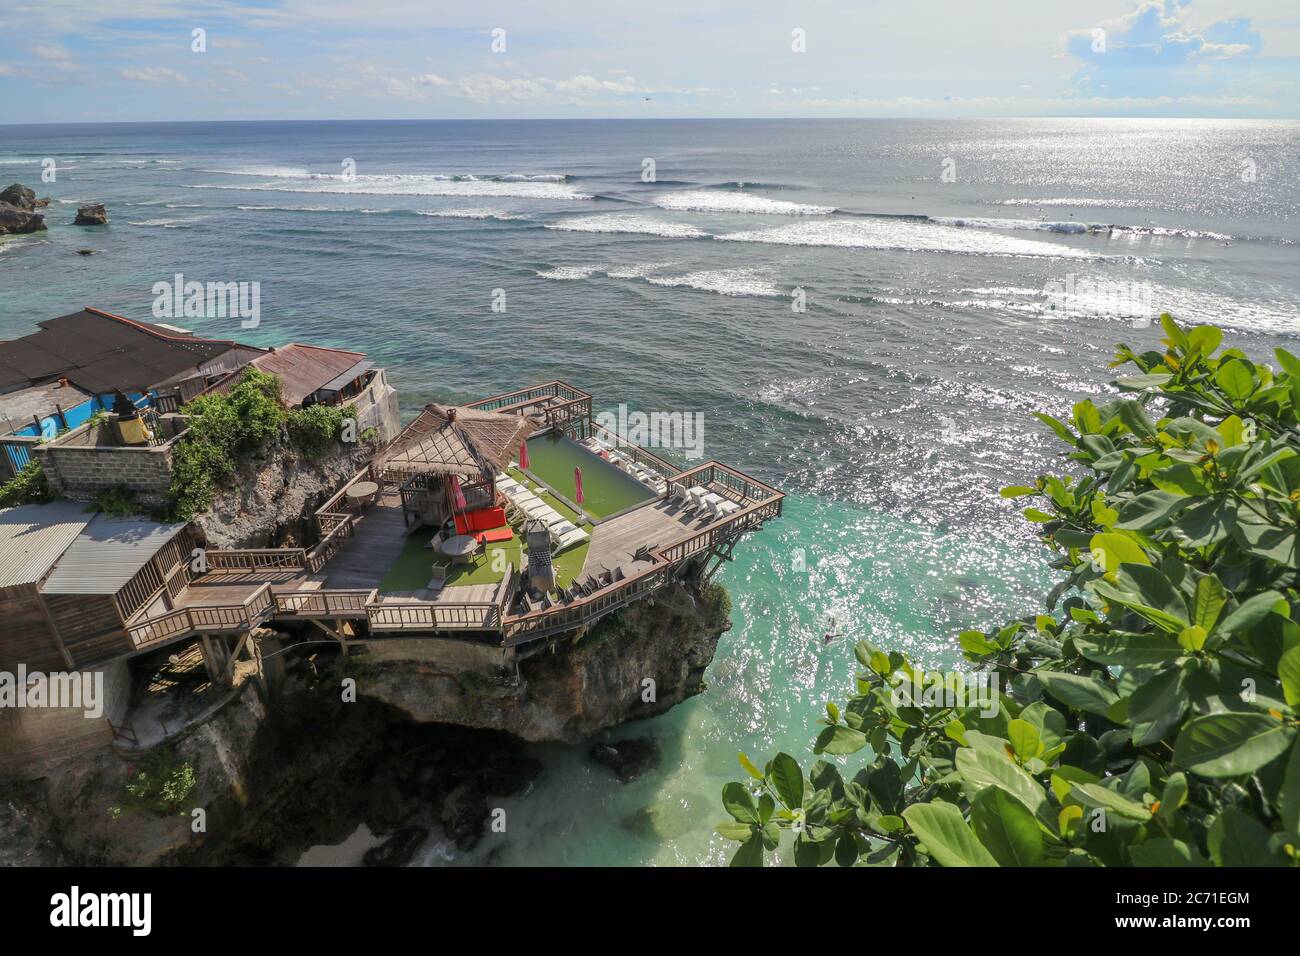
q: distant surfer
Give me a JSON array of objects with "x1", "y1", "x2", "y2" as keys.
[{"x1": 822, "y1": 612, "x2": 840, "y2": 644}]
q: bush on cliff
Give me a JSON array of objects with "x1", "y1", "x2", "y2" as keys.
[
  {"x1": 0, "y1": 459, "x2": 53, "y2": 508},
  {"x1": 168, "y1": 367, "x2": 356, "y2": 518},
  {"x1": 720, "y1": 316, "x2": 1300, "y2": 867}
]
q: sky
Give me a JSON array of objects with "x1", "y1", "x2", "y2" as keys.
[{"x1": 3, "y1": 0, "x2": 1299, "y2": 122}]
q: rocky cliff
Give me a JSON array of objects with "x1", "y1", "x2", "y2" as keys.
[
  {"x1": 354, "y1": 580, "x2": 729, "y2": 742},
  {"x1": 194, "y1": 436, "x2": 376, "y2": 549},
  {"x1": 0, "y1": 579, "x2": 728, "y2": 865}
]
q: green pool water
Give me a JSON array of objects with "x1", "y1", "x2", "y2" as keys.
[{"x1": 524, "y1": 433, "x2": 656, "y2": 520}]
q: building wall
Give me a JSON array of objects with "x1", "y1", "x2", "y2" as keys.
[
  {"x1": 0, "y1": 585, "x2": 66, "y2": 672},
  {"x1": 44, "y1": 594, "x2": 133, "y2": 668},
  {"x1": 34, "y1": 441, "x2": 176, "y2": 507},
  {"x1": 0, "y1": 658, "x2": 130, "y2": 774},
  {"x1": 351, "y1": 370, "x2": 402, "y2": 444}
]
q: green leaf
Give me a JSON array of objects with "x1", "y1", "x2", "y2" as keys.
[
  {"x1": 956, "y1": 747, "x2": 1053, "y2": 828},
  {"x1": 768, "y1": 753, "x2": 804, "y2": 810},
  {"x1": 1088, "y1": 532, "x2": 1151, "y2": 575},
  {"x1": 1191, "y1": 574, "x2": 1228, "y2": 632},
  {"x1": 1036, "y1": 671, "x2": 1120, "y2": 717},
  {"x1": 1074, "y1": 632, "x2": 1184, "y2": 666},
  {"x1": 1116, "y1": 400, "x2": 1159, "y2": 441},
  {"x1": 722, "y1": 782, "x2": 760, "y2": 823},
  {"x1": 1070, "y1": 782, "x2": 1152, "y2": 822},
  {"x1": 1151, "y1": 463, "x2": 1212, "y2": 497},
  {"x1": 1033, "y1": 412, "x2": 1077, "y2": 447},
  {"x1": 1006, "y1": 719, "x2": 1042, "y2": 763},
  {"x1": 1173, "y1": 712, "x2": 1296, "y2": 778},
  {"x1": 1215, "y1": 590, "x2": 1286, "y2": 639},
  {"x1": 1278, "y1": 738, "x2": 1300, "y2": 842},
  {"x1": 737, "y1": 752, "x2": 765, "y2": 782},
  {"x1": 971, "y1": 788, "x2": 1045, "y2": 867},
  {"x1": 715, "y1": 821, "x2": 755, "y2": 842},
  {"x1": 814, "y1": 724, "x2": 868, "y2": 755},
  {"x1": 1000, "y1": 485, "x2": 1038, "y2": 498},
  {"x1": 1129, "y1": 838, "x2": 1210, "y2": 867},
  {"x1": 1278, "y1": 645, "x2": 1300, "y2": 709},
  {"x1": 902, "y1": 802, "x2": 999, "y2": 867},
  {"x1": 1207, "y1": 807, "x2": 1278, "y2": 866},
  {"x1": 1127, "y1": 666, "x2": 1189, "y2": 746},
  {"x1": 1215, "y1": 358, "x2": 1255, "y2": 402},
  {"x1": 729, "y1": 832, "x2": 765, "y2": 867},
  {"x1": 1275, "y1": 346, "x2": 1300, "y2": 379}
]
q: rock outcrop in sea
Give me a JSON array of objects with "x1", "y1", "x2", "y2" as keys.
[
  {"x1": 0, "y1": 182, "x2": 48, "y2": 235},
  {"x1": 74, "y1": 203, "x2": 109, "y2": 226}
]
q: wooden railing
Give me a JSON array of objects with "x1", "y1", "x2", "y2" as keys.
[
  {"x1": 467, "y1": 380, "x2": 590, "y2": 415},
  {"x1": 274, "y1": 588, "x2": 376, "y2": 618},
  {"x1": 206, "y1": 548, "x2": 308, "y2": 571},
  {"x1": 367, "y1": 601, "x2": 502, "y2": 632},
  {"x1": 306, "y1": 516, "x2": 355, "y2": 573},
  {"x1": 127, "y1": 583, "x2": 275, "y2": 649},
  {"x1": 502, "y1": 563, "x2": 669, "y2": 644},
  {"x1": 590, "y1": 422, "x2": 679, "y2": 479}
]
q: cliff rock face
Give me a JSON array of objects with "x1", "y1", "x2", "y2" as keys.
[
  {"x1": 195, "y1": 438, "x2": 375, "y2": 549},
  {"x1": 355, "y1": 581, "x2": 729, "y2": 742}
]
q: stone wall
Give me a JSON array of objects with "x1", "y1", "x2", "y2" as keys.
[{"x1": 35, "y1": 439, "x2": 176, "y2": 507}]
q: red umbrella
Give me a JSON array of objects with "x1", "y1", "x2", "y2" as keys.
[
  {"x1": 574, "y1": 466, "x2": 585, "y2": 505},
  {"x1": 448, "y1": 474, "x2": 467, "y2": 511},
  {"x1": 519, "y1": 440, "x2": 530, "y2": 470}
]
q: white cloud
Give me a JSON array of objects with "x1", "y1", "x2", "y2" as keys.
[{"x1": 120, "y1": 66, "x2": 189, "y2": 83}]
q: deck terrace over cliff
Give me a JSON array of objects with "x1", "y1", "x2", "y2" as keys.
[{"x1": 86, "y1": 382, "x2": 783, "y2": 658}]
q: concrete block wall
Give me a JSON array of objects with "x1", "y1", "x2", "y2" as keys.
[{"x1": 34, "y1": 441, "x2": 176, "y2": 507}]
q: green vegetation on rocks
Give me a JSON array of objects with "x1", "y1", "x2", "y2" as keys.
[
  {"x1": 720, "y1": 316, "x2": 1300, "y2": 868},
  {"x1": 0, "y1": 459, "x2": 53, "y2": 508},
  {"x1": 168, "y1": 367, "x2": 357, "y2": 519}
]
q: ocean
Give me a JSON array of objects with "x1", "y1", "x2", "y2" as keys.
[{"x1": 2, "y1": 118, "x2": 1298, "y2": 864}]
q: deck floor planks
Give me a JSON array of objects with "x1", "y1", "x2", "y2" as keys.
[
  {"x1": 313, "y1": 498, "x2": 409, "y2": 590},
  {"x1": 580, "y1": 497, "x2": 720, "y2": 579}
]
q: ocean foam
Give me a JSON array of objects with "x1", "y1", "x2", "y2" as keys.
[
  {"x1": 545, "y1": 214, "x2": 708, "y2": 239},
  {"x1": 190, "y1": 174, "x2": 589, "y2": 201},
  {"x1": 644, "y1": 268, "x2": 782, "y2": 297},
  {"x1": 717, "y1": 218, "x2": 1104, "y2": 259},
  {"x1": 536, "y1": 265, "x2": 600, "y2": 280},
  {"x1": 650, "y1": 190, "x2": 833, "y2": 215},
  {"x1": 418, "y1": 208, "x2": 528, "y2": 221}
]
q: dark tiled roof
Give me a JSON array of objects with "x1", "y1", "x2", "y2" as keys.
[{"x1": 0, "y1": 308, "x2": 258, "y2": 395}]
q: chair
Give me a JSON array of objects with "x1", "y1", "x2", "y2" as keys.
[{"x1": 426, "y1": 564, "x2": 447, "y2": 592}]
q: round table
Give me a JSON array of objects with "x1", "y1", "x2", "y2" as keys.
[
  {"x1": 440, "y1": 534, "x2": 478, "y2": 564},
  {"x1": 346, "y1": 480, "x2": 379, "y2": 505}
]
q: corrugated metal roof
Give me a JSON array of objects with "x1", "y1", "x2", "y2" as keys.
[
  {"x1": 202, "y1": 343, "x2": 371, "y2": 407},
  {"x1": 0, "y1": 501, "x2": 96, "y2": 589},
  {"x1": 40, "y1": 515, "x2": 188, "y2": 595}
]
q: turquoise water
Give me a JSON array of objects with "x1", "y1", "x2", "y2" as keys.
[
  {"x1": 2, "y1": 119, "x2": 1297, "y2": 865},
  {"x1": 524, "y1": 433, "x2": 653, "y2": 519}
]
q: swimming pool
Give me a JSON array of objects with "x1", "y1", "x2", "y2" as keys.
[{"x1": 524, "y1": 433, "x2": 656, "y2": 520}]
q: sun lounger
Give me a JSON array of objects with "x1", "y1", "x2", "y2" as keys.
[{"x1": 553, "y1": 527, "x2": 589, "y2": 554}]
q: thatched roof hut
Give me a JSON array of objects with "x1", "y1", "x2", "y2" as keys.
[{"x1": 380, "y1": 403, "x2": 539, "y2": 480}]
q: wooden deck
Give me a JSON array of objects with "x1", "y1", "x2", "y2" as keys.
[
  {"x1": 312, "y1": 494, "x2": 408, "y2": 590},
  {"x1": 580, "y1": 498, "x2": 716, "y2": 579}
]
